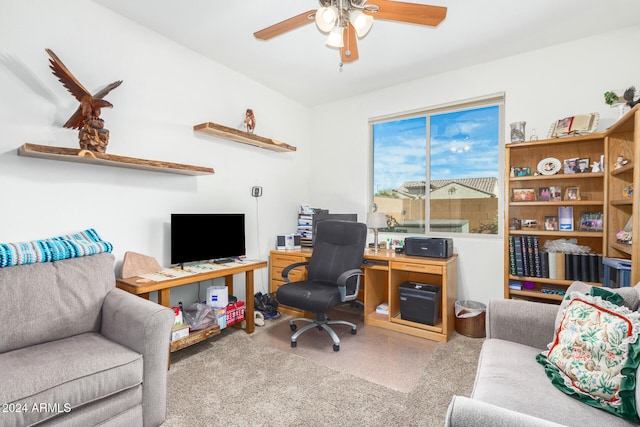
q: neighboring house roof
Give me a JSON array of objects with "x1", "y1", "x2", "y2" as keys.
[{"x1": 397, "y1": 177, "x2": 498, "y2": 198}]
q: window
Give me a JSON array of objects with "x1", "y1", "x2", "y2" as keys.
[{"x1": 372, "y1": 95, "x2": 503, "y2": 236}]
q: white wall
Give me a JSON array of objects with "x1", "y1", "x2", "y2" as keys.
[
  {"x1": 0, "y1": 0, "x2": 312, "y2": 303},
  {"x1": 309, "y1": 25, "x2": 640, "y2": 304},
  {"x1": 2, "y1": 1, "x2": 639, "y2": 307}
]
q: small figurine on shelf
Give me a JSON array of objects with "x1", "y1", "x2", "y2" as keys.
[
  {"x1": 244, "y1": 108, "x2": 256, "y2": 134},
  {"x1": 590, "y1": 160, "x2": 601, "y2": 173},
  {"x1": 614, "y1": 155, "x2": 629, "y2": 170},
  {"x1": 623, "y1": 86, "x2": 640, "y2": 108}
]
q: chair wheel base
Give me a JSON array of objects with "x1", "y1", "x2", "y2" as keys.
[
  {"x1": 291, "y1": 341, "x2": 297, "y2": 348},
  {"x1": 333, "y1": 344, "x2": 340, "y2": 351},
  {"x1": 351, "y1": 328, "x2": 357, "y2": 335},
  {"x1": 290, "y1": 324, "x2": 297, "y2": 331}
]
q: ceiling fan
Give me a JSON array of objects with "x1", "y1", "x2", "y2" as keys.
[{"x1": 254, "y1": 0, "x2": 447, "y2": 64}]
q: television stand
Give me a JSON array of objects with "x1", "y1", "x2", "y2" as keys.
[{"x1": 116, "y1": 259, "x2": 267, "y2": 340}]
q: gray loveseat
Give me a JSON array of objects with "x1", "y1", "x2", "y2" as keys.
[
  {"x1": 0, "y1": 252, "x2": 174, "y2": 426},
  {"x1": 446, "y1": 282, "x2": 640, "y2": 427}
]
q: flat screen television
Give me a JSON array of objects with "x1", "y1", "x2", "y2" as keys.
[{"x1": 171, "y1": 213, "x2": 245, "y2": 266}]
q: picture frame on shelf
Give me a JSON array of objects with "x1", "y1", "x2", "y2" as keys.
[
  {"x1": 509, "y1": 218, "x2": 521, "y2": 230},
  {"x1": 544, "y1": 216, "x2": 559, "y2": 231},
  {"x1": 512, "y1": 188, "x2": 536, "y2": 201},
  {"x1": 522, "y1": 219, "x2": 538, "y2": 230},
  {"x1": 576, "y1": 158, "x2": 590, "y2": 173},
  {"x1": 538, "y1": 187, "x2": 551, "y2": 201},
  {"x1": 558, "y1": 206, "x2": 574, "y2": 231},
  {"x1": 549, "y1": 186, "x2": 562, "y2": 201},
  {"x1": 563, "y1": 158, "x2": 578, "y2": 174},
  {"x1": 513, "y1": 167, "x2": 531, "y2": 177},
  {"x1": 564, "y1": 186, "x2": 580, "y2": 201},
  {"x1": 579, "y1": 212, "x2": 603, "y2": 232}
]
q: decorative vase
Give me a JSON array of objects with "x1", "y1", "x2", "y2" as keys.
[{"x1": 510, "y1": 121, "x2": 526, "y2": 143}]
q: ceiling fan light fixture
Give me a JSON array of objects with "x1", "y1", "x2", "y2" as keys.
[
  {"x1": 325, "y1": 26, "x2": 344, "y2": 48},
  {"x1": 349, "y1": 10, "x2": 373, "y2": 37},
  {"x1": 315, "y1": 6, "x2": 339, "y2": 32}
]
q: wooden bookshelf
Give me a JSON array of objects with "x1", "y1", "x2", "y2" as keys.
[
  {"x1": 18, "y1": 143, "x2": 214, "y2": 175},
  {"x1": 504, "y1": 132, "x2": 607, "y2": 302},
  {"x1": 504, "y1": 105, "x2": 640, "y2": 302},
  {"x1": 193, "y1": 122, "x2": 296, "y2": 152}
]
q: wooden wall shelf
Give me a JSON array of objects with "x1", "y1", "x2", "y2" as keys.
[
  {"x1": 18, "y1": 143, "x2": 214, "y2": 176},
  {"x1": 193, "y1": 122, "x2": 296, "y2": 152}
]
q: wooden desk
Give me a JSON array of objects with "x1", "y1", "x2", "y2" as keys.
[
  {"x1": 270, "y1": 248, "x2": 457, "y2": 342},
  {"x1": 117, "y1": 260, "x2": 267, "y2": 334}
]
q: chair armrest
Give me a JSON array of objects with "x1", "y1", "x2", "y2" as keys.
[
  {"x1": 445, "y1": 396, "x2": 564, "y2": 427},
  {"x1": 485, "y1": 298, "x2": 558, "y2": 349},
  {"x1": 337, "y1": 269, "x2": 364, "y2": 302},
  {"x1": 282, "y1": 261, "x2": 309, "y2": 283},
  {"x1": 101, "y1": 287, "x2": 174, "y2": 427}
]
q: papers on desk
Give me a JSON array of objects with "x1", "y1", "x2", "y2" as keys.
[
  {"x1": 136, "y1": 259, "x2": 265, "y2": 282},
  {"x1": 182, "y1": 263, "x2": 226, "y2": 273},
  {"x1": 138, "y1": 268, "x2": 196, "y2": 282}
]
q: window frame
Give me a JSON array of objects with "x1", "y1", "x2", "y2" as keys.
[{"x1": 369, "y1": 93, "x2": 505, "y2": 239}]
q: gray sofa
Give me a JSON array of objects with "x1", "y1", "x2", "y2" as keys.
[
  {"x1": 446, "y1": 283, "x2": 640, "y2": 427},
  {"x1": 0, "y1": 252, "x2": 175, "y2": 427}
]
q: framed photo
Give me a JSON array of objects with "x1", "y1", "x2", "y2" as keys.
[
  {"x1": 538, "y1": 187, "x2": 551, "y2": 201},
  {"x1": 544, "y1": 216, "x2": 558, "y2": 231},
  {"x1": 509, "y1": 218, "x2": 521, "y2": 230},
  {"x1": 579, "y1": 212, "x2": 603, "y2": 232},
  {"x1": 513, "y1": 167, "x2": 531, "y2": 177},
  {"x1": 522, "y1": 219, "x2": 538, "y2": 230},
  {"x1": 512, "y1": 188, "x2": 536, "y2": 201},
  {"x1": 549, "y1": 185, "x2": 562, "y2": 201},
  {"x1": 558, "y1": 206, "x2": 574, "y2": 231},
  {"x1": 564, "y1": 186, "x2": 580, "y2": 201},
  {"x1": 576, "y1": 157, "x2": 590, "y2": 173},
  {"x1": 563, "y1": 158, "x2": 578, "y2": 174}
]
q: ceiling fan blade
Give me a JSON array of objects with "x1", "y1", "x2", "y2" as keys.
[
  {"x1": 365, "y1": 1, "x2": 447, "y2": 27},
  {"x1": 254, "y1": 10, "x2": 316, "y2": 40},
  {"x1": 340, "y1": 24, "x2": 359, "y2": 63}
]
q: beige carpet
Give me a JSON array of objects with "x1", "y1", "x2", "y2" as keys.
[{"x1": 165, "y1": 307, "x2": 484, "y2": 426}]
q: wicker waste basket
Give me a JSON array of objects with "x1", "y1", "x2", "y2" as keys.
[{"x1": 455, "y1": 300, "x2": 486, "y2": 338}]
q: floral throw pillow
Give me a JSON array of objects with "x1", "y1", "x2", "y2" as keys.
[{"x1": 537, "y1": 288, "x2": 640, "y2": 422}]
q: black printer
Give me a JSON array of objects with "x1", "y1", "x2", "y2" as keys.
[{"x1": 404, "y1": 237, "x2": 453, "y2": 258}]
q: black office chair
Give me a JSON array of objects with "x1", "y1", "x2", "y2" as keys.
[{"x1": 276, "y1": 220, "x2": 367, "y2": 351}]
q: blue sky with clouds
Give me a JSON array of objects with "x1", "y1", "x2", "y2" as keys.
[{"x1": 373, "y1": 106, "x2": 499, "y2": 193}]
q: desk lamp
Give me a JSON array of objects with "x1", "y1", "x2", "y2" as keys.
[{"x1": 366, "y1": 212, "x2": 387, "y2": 252}]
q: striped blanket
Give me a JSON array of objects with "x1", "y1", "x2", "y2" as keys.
[{"x1": 0, "y1": 229, "x2": 113, "y2": 268}]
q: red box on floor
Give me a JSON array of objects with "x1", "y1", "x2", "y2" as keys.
[{"x1": 225, "y1": 301, "x2": 245, "y2": 326}]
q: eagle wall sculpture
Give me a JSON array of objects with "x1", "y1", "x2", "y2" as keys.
[{"x1": 46, "y1": 48, "x2": 122, "y2": 153}]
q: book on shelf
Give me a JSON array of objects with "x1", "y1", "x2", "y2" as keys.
[
  {"x1": 531, "y1": 236, "x2": 542, "y2": 278},
  {"x1": 548, "y1": 252, "x2": 557, "y2": 278},
  {"x1": 513, "y1": 236, "x2": 524, "y2": 276},
  {"x1": 540, "y1": 250, "x2": 549, "y2": 278},
  {"x1": 555, "y1": 252, "x2": 566, "y2": 280},
  {"x1": 508, "y1": 236, "x2": 517, "y2": 276}
]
